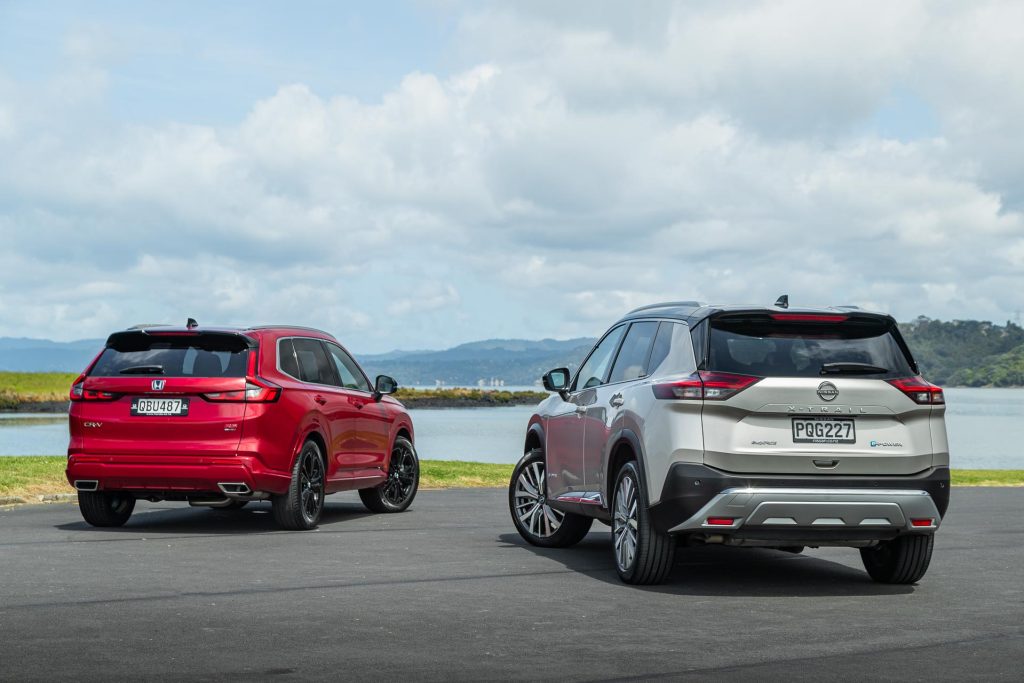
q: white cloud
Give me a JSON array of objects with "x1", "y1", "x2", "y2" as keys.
[{"x1": 1, "y1": 1, "x2": 1023, "y2": 351}]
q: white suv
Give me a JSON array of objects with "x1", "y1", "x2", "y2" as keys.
[{"x1": 508, "y1": 301, "x2": 949, "y2": 585}]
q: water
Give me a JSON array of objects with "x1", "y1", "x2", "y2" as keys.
[{"x1": 2, "y1": 388, "x2": 1022, "y2": 468}]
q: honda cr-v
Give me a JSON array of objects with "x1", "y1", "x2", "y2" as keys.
[{"x1": 67, "y1": 322, "x2": 418, "y2": 530}]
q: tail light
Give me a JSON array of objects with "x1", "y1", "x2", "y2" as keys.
[
  {"x1": 204, "y1": 379, "x2": 281, "y2": 403},
  {"x1": 68, "y1": 350, "x2": 109, "y2": 401},
  {"x1": 887, "y1": 377, "x2": 944, "y2": 405},
  {"x1": 653, "y1": 371, "x2": 760, "y2": 400},
  {"x1": 203, "y1": 350, "x2": 280, "y2": 402},
  {"x1": 69, "y1": 374, "x2": 118, "y2": 401}
]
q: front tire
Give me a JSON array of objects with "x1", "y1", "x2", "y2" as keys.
[
  {"x1": 359, "y1": 436, "x2": 419, "y2": 513},
  {"x1": 78, "y1": 491, "x2": 135, "y2": 527},
  {"x1": 612, "y1": 461, "x2": 674, "y2": 585},
  {"x1": 860, "y1": 534, "x2": 934, "y2": 584},
  {"x1": 272, "y1": 440, "x2": 326, "y2": 530},
  {"x1": 509, "y1": 448, "x2": 592, "y2": 548}
]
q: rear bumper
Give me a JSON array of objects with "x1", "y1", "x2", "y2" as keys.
[
  {"x1": 649, "y1": 463, "x2": 949, "y2": 540},
  {"x1": 66, "y1": 454, "x2": 292, "y2": 497}
]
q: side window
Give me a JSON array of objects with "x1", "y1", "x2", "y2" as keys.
[
  {"x1": 608, "y1": 321, "x2": 659, "y2": 383},
  {"x1": 292, "y1": 338, "x2": 336, "y2": 385},
  {"x1": 325, "y1": 343, "x2": 371, "y2": 392},
  {"x1": 573, "y1": 325, "x2": 626, "y2": 391},
  {"x1": 646, "y1": 322, "x2": 674, "y2": 377},
  {"x1": 689, "y1": 320, "x2": 708, "y2": 369},
  {"x1": 279, "y1": 339, "x2": 300, "y2": 379}
]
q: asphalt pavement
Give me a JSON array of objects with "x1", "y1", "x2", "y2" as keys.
[{"x1": 1, "y1": 487, "x2": 1022, "y2": 681}]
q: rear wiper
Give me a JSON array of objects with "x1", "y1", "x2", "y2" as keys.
[
  {"x1": 820, "y1": 362, "x2": 889, "y2": 375},
  {"x1": 119, "y1": 365, "x2": 165, "y2": 375}
]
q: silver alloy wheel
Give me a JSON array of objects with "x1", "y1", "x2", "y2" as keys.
[
  {"x1": 513, "y1": 460, "x2": 565, "y2": 538},
  {"x1": 613, "y1": 472, "x2": 639, "y2": 571}
]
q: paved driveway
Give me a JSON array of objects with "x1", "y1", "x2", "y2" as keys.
[{"x1": 1, "y1": 488, "x2": 1021, "y2": 681}]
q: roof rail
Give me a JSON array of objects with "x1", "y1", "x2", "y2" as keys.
[
  {"x1": 627, "y1": 300, "x2": 705, "y2": 314},
  {"x1": 245, "y1": 324, "x2": 332, "y2": 335},
  {"x1": 833, "y1": 305, "x2": 861, "y2": 310},
  {"x1": 126, "y1": 323, "x2": 173, "y2": 330}
]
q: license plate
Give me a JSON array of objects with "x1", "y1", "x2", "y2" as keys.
[
  {"x1": 792, "y1": 417, "x2": 854, "y2": 444},
  {"x1": 131, "y1": 397, "x2": 189, "y2": 416}
]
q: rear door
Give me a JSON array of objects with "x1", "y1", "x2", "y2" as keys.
[
  {"x1": 74, "y1": 331, "x2": 252, "y2": 457},
  {"x1": 700, "y1": 313, "x2": 934, "y2": 475}
]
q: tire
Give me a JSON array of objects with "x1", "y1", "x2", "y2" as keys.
[
  {"x1": 508, "y1": 448, "x2": 592, "y2": 548},
  {"x1": 78, "y1": 491, "x2": 135, "y2": 527},
  {"x1": 272, "y1": 440, "x2": 326, "y2": 530},
  {"x1": 612, "y1": 461, "x2": 674, "y2": 585},
  {"x1": 860, "y1": 534, "x2": 934, "y2": 584},
  {"x1": 359, "y1": 436, "x2": 419, "y2": 513}
]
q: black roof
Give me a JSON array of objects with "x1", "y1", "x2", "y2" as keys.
[{"x1": 618, "y1": 301, "x2": 894, "y2": 326}]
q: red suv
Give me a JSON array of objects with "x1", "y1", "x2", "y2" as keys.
[{"x1": 66, "y1": 323, "x2": 418, "y2": 530}]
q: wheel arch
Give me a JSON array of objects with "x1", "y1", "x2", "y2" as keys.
[
  {"x1": 525, "y1": 421, "x2": 544, "y2": 455},
  {"x1": 606, "y1": 429, "x2": 650, "y2": 506}
]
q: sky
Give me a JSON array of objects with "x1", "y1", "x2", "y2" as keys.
[{"x1": 1, "y1": 0, "x2": 1022, "y2": 352}]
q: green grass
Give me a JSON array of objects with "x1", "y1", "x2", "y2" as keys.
[
  {"x1": 950, "y1": 469, "x2": 1024, "y2": 486},
  {"x1": 2, "y1": 457, "x2": 1021, "y2": 504},
  {"x1": 0, "y1": 371, "x2": 78, "y2": 408},
  {"x1": 0, "y1": 456, "x2": 74, "y2": 498},
  {"x1": 394, "y1": 387, "x2": 548, "y2": 404}
]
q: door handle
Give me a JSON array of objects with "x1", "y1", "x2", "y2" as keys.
[
  {"x1": 314, "y1": 395, "x2": 327, "y2": 406},
  {"x1": 609, "y1": 393, "x2": 624, "y2": 408}
]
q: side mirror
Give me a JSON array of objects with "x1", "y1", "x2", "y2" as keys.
[
  {"x1": 374, "y1": 375, "x2": 398, "y2": 400},
  {"x1": 542, "y1": 368, "x2": 571, "y2": 400}
]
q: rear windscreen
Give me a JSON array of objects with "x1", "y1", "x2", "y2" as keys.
[
  {"x1": 708, "y1": 317, "x2": 914, "y2": 379},
  {"x1": 90, "y1": 334, "x2": 250, "y2": 377}
]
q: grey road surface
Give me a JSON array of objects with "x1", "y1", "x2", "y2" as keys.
[{"x1": 1, "y1": 488, "x2": 1021, "y2": 681}]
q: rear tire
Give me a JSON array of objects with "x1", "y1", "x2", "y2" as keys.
[
  {"x1": 509, "y1": 448, "x2": 592, "y2": 548},
  {"x1": 860, "y1": 534, "x2": 934, "y2": 584},
  {"x1": 612, "y1": 461, "x2": 674, "y2": 585},
  {"x1": 359, "y1": 436, "x2": 419, "y2": 513},
  {"x1": 78, "y1": 491, "x2": 135, "y2": 527},
  {"x1": 272, "y1": 440, "x2": 326, "y2": 530}
]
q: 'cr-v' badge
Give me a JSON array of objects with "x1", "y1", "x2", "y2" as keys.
[
  {"x1": 817, "y1": 381, "x2": 838, "y2": 401},
  {"x1": 151, "y1": 380, "x2": 166, "y2": 391}
]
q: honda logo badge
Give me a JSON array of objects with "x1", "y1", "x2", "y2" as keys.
[{"x1": 151, "y1": 380, "x2": 166, "y2": 391}]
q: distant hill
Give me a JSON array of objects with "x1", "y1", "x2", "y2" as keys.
[
  {"x1": 3, "y1": 320, "x2": 1023, "y2": 387},
  {"x1": 0, "y1": 337, "x2": 105, "y2": 372},
  {"x1": 899, "y1": 317, "x2": 1024, "y2": 387},
  {"x1": 358, "y1": 338, "x2": 597, "y2": 386}
]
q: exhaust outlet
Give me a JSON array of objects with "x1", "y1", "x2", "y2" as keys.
[
  {"x1": 74, "y1": 480, "x2": 99, "y2": 492},
  {"x1": 217, "y1": 482, "x2": 251, "y2": 495}
]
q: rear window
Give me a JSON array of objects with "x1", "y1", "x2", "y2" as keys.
[
  {"x1": 708, "y1": 316, "x2": 914, "y2": 379},
  {"x1": 91, "y1": 333, "x2": 250, "y2": 378}
]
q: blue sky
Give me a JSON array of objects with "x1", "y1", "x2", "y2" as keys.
[{"x1": 1, "y1": 1, "x2": 1022, "y2": 352}]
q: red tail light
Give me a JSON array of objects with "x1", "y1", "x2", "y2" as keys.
[
  {"x1": 204, "y1": 378, "x2": 281, "y2": 403},
  {"x1": 69, "y1": 373, "x2": 118, "y2": 401},
  {"x1": 887, "y1": 377, "x2": 944, "y2": 405},
  {"x1": 911, "y1": 518, "x2": 935, "y2": 527},
  {"x1": 705, "y1": 517, "x2": 736, "y2": 526},
  {"x1": 653, "y1": 371, "x2": 760, "y2": 400}
]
